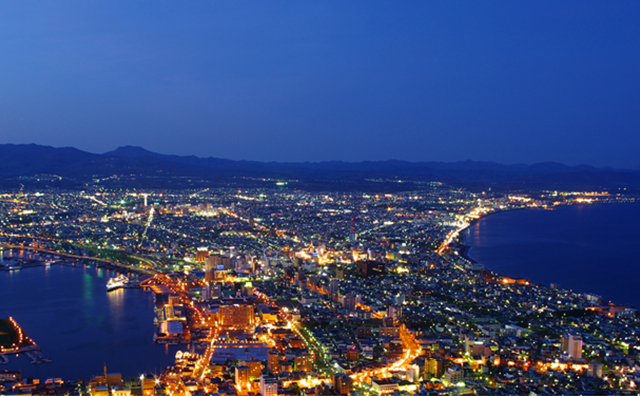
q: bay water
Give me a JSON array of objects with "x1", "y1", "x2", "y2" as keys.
[{"x1": 465, "y1": 203, "x2": 640, "y2": 307}]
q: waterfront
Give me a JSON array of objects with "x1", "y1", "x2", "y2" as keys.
[
  {"x1": 0, "y1": 263, "x2": 181, "y2": 381},
  {"x1": 465, "y1": 203, "x2": 640, "y2": 308}
]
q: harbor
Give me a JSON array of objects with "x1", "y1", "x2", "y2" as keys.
[
  {"x1": 0, "y1": 317, "x2": 52, "y2": 366},
  {"x1": 0, "y1": 260, "x2": 179, "y2": 380}
]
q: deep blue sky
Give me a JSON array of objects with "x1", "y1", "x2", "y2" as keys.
[{"x1": 1, "y1": 1, "x2": 639, "y2": 167}]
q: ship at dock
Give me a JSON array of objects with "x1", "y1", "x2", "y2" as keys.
[{"x1": 106, "y1": 274, "x2": 138, "y2": 291}]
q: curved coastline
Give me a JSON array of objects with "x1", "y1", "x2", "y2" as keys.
[
  {"x1": 456, "y1": 207, "x2": 530, "y2": 265},
  {"x1": 457, "y1": 202, "x2": 640, "y2": 308}
]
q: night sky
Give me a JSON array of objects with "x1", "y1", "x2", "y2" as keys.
[{"x1": 1, "y1": 1, "x2": 639, "y2": 167}]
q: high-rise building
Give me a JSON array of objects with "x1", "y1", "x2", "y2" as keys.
[
  {"x1": 426, "y1": 357, "x2": 445, "y2": 378},
  {"x1": 196, "y1": 248, "x2": 209, "y2": 263},
  {"x1": 562, "y1": 334, "x2": 583, "y2": 360},
  {"x1": 235, "y1": 365, "x2": 250, "y2": 391},
  {"x1": 211, "y1": 284, "x2": 222, "y2": 299},
  {"x1": 387, "y1": 305, "x2": 402, "y2": 321},
  {"x1": 342, "y1": 293, "x2": 356, "y2": 310},
  {"x1": 333, "y1": 374, "x2": 352, "y2": 395},
  {"x1": 267, "y1": 350, "x2": 280, "y2": 373},
  {"x1": 260, "y1": 375, "x2": 278, "y2": 396},
  {"x1": 330, "y1": 278, "x2": 340, "y2": 294},
  {"x1": 346, "y1": 346, "x2": 358, "y2": 361},
  {"x1": 204, "y1": 255, "x2": 216, "y2": 271}
]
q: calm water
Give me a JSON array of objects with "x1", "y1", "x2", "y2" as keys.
[
  {"x1": 0, "y1": 263, "x2": 181, "y2": 380},
  {"x1": 465, "y1": 203, "x2": 640, "y2": 307}
]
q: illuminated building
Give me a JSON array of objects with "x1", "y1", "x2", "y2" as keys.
[
  {"x1": 371, "y1": 377, "x2": 397, "y2": 394},
  {"x1": 279, "y1": 361, "x2": 293, "y2": 373},
  {"x1": 140, "y1": 375, "x2": 156, "y2": 396},
  {"x1": 112, "y1": 386, "x2": 131, "y2": 396},
  {"x1": 267, "y1": 350, "x2": 280, "y2": 373},
  {"x1": 357, "y1": 326, "x2": 372, "y2": 338},
  {"x1": 333, "y1": 374, "x2": 352, "y2": 395},
  {"x1": 260, "y1": 375, "x2": 278, "y2": 396},
  {"x1": 90, "y1": 366, "x2": 124, "y2": 396},
  {"x1": 588, "y1": 362, "x2": 603, "y2": 378},
  {"x1": 380, "y1": 318, "x2": 399, "y2": 338},
  {"x1": 211, "y1": 284, "x2": 222, "y2": 299},
  {"x1": 407, "y1": 364, "x2": 420, "y2": 382},
  {"x1": 196, "y1": 248, "x2": 208, "y2": 263},
  {"x1": 219, "y1": 303, "x2": 255, "y2": 329},
  {"x1": 444, "y1": 367, "x2": 463, "y2": 384},
  {"x1": 0, "y1": 370, "x2": 21, "y2": 382},
  {"x1": 426, "y1": 357, "x2": 445, "y2": 378},
  {"x1": 346, "y1": 346, "x2": 358, "y2": 361},
  {"x1": 205, "y1": 270, "x2": 214, "y2": 284},
  {"x1": 92, "y1": 386, "x2": 109, "y2": 396},
  {"x1": 562, "y1": 334, "x2": 583, "y2": 360},
  {"x1": 387, "y1": 304, "x2": 402, "y2": 321},
  {"x1": 205, "y1": 255, "x2": 216, "y2": 271},
  {"x1": 235, "y1": 365, "x2": 250, "y2": 391},
  {"x1": 258, "y1": 305, "x2": 277, "y2": 324},
  {"x1": 342, "y1": 293, "x2": 356, "y2": 311},
  {"x1": 295, "y1": 353, "x2": 314, "y2": 372},
  {"x1": 245, "y1": 359, "x2": 263, "y2": 379},
  {"x1": 356, "y1": 260, "x2": 385, "y2": 277}
]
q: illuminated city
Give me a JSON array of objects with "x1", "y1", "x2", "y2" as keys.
[
  {"x1": 1, "y1": 186, "x2": 639, "y2": 395},
  {"x1": 2, "y1": 1, "x2": 640, "y2": 395}
]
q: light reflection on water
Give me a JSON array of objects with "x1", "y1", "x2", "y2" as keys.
[{"x1": 0, "y1": 263, "x2": 182, "y2": 380}]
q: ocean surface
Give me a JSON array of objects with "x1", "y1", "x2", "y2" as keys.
[
  {"x1": 465, "y1": 203, "x2": 640, "y2": 308},
  {"x1": 0, "y1": 261, "x2": 182, "y2": 381}
]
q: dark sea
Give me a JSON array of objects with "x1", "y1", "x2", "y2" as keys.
[
  {"x1": 0, "y1": 261, "x2": 182, "y2": 381},
  {"x1": 464, "y1": 203, "x2": 640, "y2": 308}
]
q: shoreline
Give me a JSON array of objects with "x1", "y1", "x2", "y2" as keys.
[
  {"x1": 454, "y1": 202, "x2": 640, "y2": 308},
  {"x1": 456, "y1": 207, "x2": 530, "y2": 265}
]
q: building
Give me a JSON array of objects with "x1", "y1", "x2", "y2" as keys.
[
  {"x1": 245, "y1": 359, "x2": 263, "y2": 379},
  {"x1": 387, "y1": 305, "x2": 402, "y2": 321},
  {"x1": 0, "y1": 370, "x2": 21, "y2": 382},
  {"x1": 444, "y1": 367, "x2": 464, "y2": 384},
  {"x1": 295, "y1": 353, "x2": 314, "y2": 372},
  {"x1": 380, "y1": 318, "x2": 399, "y2": 338},
  {"x1": 426, "y1": 357, "x2": 445, "y2": 378},
  {"x1": 346, "y1": 346, "x2": 359, "y2": 361},
  {"x1": 356, "y1": 260, "x2": 385, "y2": 277},
  {"x1": 205, "y1": 255, "x2": 216, "y2": 271},
  {"x1": 219, "y1": 304, "x2": 255, "y2": 329},
  {"x1": 588, "y1": 362, "x2": 603, "y2": 378},
  {"x1": 196, "y1": 248, "x2": 208, "y2": 263},
  {"x1": 371, "y1": 377, "x2": 398, "y2": 394},
  {"x1": 260, "y1": 375, "x2": 278, "y2": 396},
  {"x1": 235, "y1": 365, "x2": 250, "y2": 392},
  {"x1": 330, "y1": 278, "x2": 339, "y2": 294},
  {"x1": 562, "y1": 334, "x2": 583, "y2": 360},
  {"x1": 333, "y1": 374, "x2": 352, "y2": 395},
  {"x1": 268, "y1": 350, "x2": 280, "y2": 373},
  {"x1": 342, "y1": 293, "x2": 357, "y2": 310}
]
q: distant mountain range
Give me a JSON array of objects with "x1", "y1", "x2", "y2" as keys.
[{"x1": 1, "y1": 143, "x2": 639, "y2": 192}]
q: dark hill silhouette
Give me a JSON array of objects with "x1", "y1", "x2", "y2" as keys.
[{"x1": 0, "y1": 144, "x2": 637, "y2": 191}]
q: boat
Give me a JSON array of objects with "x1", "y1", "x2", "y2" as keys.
[
  {"x1": 106, "y1": 274, "x2": 130, "y2": 291},
  {"x1": 0, "y1": 354, "x2": 8, "y2": 364}
]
